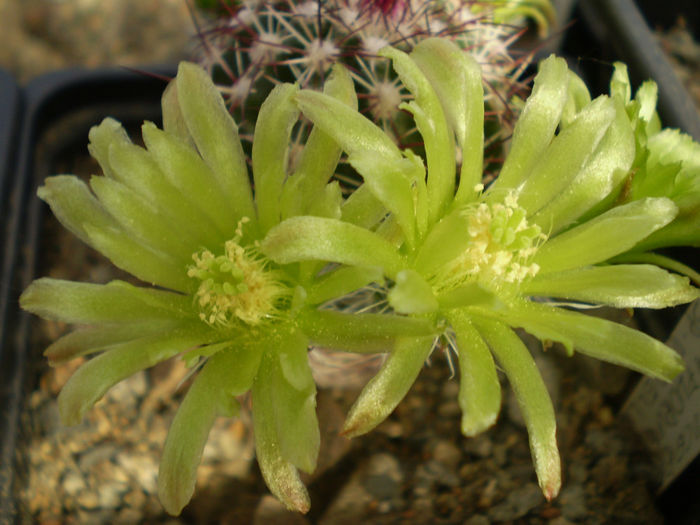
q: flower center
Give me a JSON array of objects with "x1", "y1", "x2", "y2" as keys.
[
  {"x1": 187, "y1": 218, "x2": 286, "y2": 327},
  {"x1": 433, "y1": 194, "x2": 546, "y2": 293}
]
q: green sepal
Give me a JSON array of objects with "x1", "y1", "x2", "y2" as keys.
[
  {"x1": 261, "y1": 216, "x2": 405, "y2": 278},
  {"x1": 533, "y1": 197, "x2": 678, "y2": 274},
  {"x1": 446, "y1": 310, "x2": 501, "y2": 436},
  {"x1": 253, "y1": 83, "x2": 300, "y2": 233},
  {"x1": 175, "y1": 61, "x2": 256, "y2": 224},
  {"x1": 158, "y1": 343, "x2": 262, "y2": 516},
  {"x1": 342, "y1": 335, "x2": 435, "y2": 437},
  {"x1": 410, "y1": 38, "x2": 484, "y2": 204},
  {"x1": 473, "y1": 318, "x2": 560, "y2": 500},
  {"x1": 388, "y1": 269, "x2": 438, "y2": 314},
  {"x1": 522, "y1": 264, "x2": 700, "y2": 308},
  {"x1": 57, "y1": 327, "x2": 216, "y2": 426}
]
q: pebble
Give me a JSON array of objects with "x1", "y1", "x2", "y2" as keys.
[
  {"x1": 487, "y1": 482, "x2": 543, "y2": 521},
  {"x1": 560, "y1": 484, "x2": 587, "y2": 521},
  {"x1": 431, "y1": 438, "x2": 462, "y2": 466}
]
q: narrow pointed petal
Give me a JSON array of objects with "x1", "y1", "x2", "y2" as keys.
[
  {"x1": 473, "y1": 300, "x2": 685, "y2": 381},
  {"x1": 89, "y1": 176, "x2": 193, "y2": 261},
  {"x1": 83, "y1": 223, "x2": 191, "y2": 291},
  {"x1": 516, "y1": 96, "x2": 616, "y2": 216},
  {"x1": 343, "y1": 335, "x2": 435, "y2": 437},
  {"x1": 474, "y1": 318, "x2": 561, "y2": 500},
  {"x1": 108, "y1": 140, "x2": 223, "y2": 248},
  {"x1": 295, "y1": 89, "x2": 419, "y2": 247},
  {"x1": 158, "y1": 344, "x2": 261, "y2": 515},
  {"x1": 488, "y1": 55, "x2": 569, "y2": 194},
  {"x1": 533, "y1": 198, "x2": 678, "y2": 274},
  {"x1": 253, "y1": 83, "x2": 300, "y2": 233},
  {"x1": 261, "y1": 216, "x2": 405, "y2": 278},
  {"x1": 410, "y1": 38, "x2": 484, "y2": 204},
  {"x1": 87, "y1": 118, "x2": 131, "y2": 179},
  {"x1": 282, "y1": 64, "x2": 356, "y2": 220},
  {"x1": 531, "y1": 99, "x2": 635, "y2": 233},
  {"x1": 299, "y1": 309, "x2": 437, "y2": 353},
  {"x1": 522, "y1": 264, "x2": 700, "y2": 308},
  {"x1": 44, "y1": 321, "x2": 187, "y2": 365},
  {"x1": 446, "y1": 310, "x2": 501, "y2": 436},
  {"x1": 272, "y1": 332, "x2": 319, "y2": 473},
  {"x1": 142, "y1": 122, "x2": 235, "y2": 238},
  {"x1": 252, "y1": 357, "x2": 311, "y2": 513},
  {"x1": 58, "y1": 327, "x2": 214, "y2": 426},
  {"x1": 176, "y1": 62, "x2": 256, "y2": 222},
  {"x1": 20, "y1": 279, "x2": 191, "y2": 324},
  {"x1": 37, "y1": 175, "x2": 117, "y2": 247},
  {"x1": 381, "y1": 45, "x2": 455, "y2": 225}
]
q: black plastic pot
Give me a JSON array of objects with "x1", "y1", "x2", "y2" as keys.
[{"x1": 0, "y1": 65, "x2": 174, "y2": 523}]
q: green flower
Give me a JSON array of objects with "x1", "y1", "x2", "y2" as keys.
[
  {"x1": 261, "y1": 38, "x2": 699, "y2": 499},
  {"x1": 19, "y1": 62, "x2": 435, "y2": 514}
]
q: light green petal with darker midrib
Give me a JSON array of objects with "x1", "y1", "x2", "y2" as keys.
[
  {"x1": 533, "y1": 197, "x2": 678, "y2": 274},
  {"x1": 252, "y1": 350, "x2": 311, "y2": 514},
  {"x1": 342, "y1": 335, "x2": 435, "y2": 438},
  {"x1": 261, "y1": 216, "x2": 405, "y2": 278},
  {"x1": 175, "y1": 62, "x2": 256, "y2": 224},
  {"x1": 43, "y1": 320, "x2": 193, "y2": 365},
  {"x1": 487, "y1": 55, "x2": 569, "y2": 195},
  {"x1": 20, "y1": 278, "x2": 192, "y2": 325},
  {"x1": 253, "y1": 83, "x2": 300, "y2": 234},
  {"x1": 446, "y1": 310, "x2": 501, "y2": 437},
  {"x1": 522, "y1": 264, "x2": 700, "y2": 308},
  {"x1": 141, "y1": 122, "x2": 235, "y2": 240},
  {"x1": 58, "y1": 326, "x2": 217, "y2": 426},
  {"x1": 381, "y1": 45, "x2": 455, "y2": 227},
  {"x1": 158, "y1": 343, "x2": 261, "y2": 516},
  {"x1": 410, "y1": 38, "x2": 484, "y2": 205},
  {"x1": 299, "y1": 309, "x2": 438, "y2": 354},
  {"x1": 472, "y1": 318, "x2": 561, "y2": 500},
  {"x1": 471, "y1": 300, "x2": 684, "y2": 382},
  {"x1": 295, "y1": 89, "x2": 419, "y2": 248}
]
